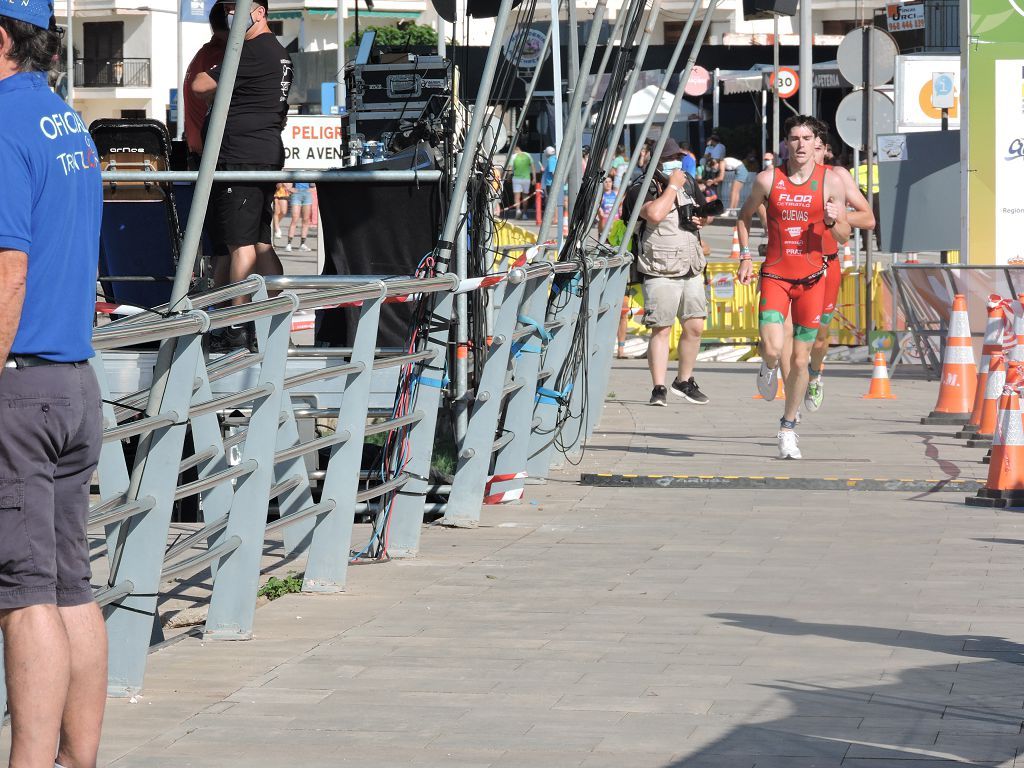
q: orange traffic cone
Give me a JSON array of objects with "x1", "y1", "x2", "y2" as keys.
[
  {"x1": 964, "y1": 353, "x2": 1006, "y2": 444},
  {"x1": 562, "y1": 206, "x2": 569, "y2": 238},
  {"x1": 863, "y1": 352, "x2": 896, "y2": 399},
  {"x1": 842, "y1": 242, "x2": 853, "y2": 269},
  {"x1": 965, "y1": 297, "x2": 1007, "y2": 431},
  {"x1": 753, "y1": 373, "x2": 785, "y2": 400},
  {"x1": 922, "y1": 294, "x2": 978, "y2": 424},
  {"x1": 966, "y1": 388, "x2": 1024, "y2": 507},
  {"x1": 1012, "y1": 294, "x2": 1024, "y2": 363},
  {"x1": 730, "y1": 227, "x2": 741, "y2": 259}
]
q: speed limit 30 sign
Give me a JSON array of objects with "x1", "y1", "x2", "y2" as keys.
[{"x1": 772, "y1": 67, "x2": 800, "y2": 99}]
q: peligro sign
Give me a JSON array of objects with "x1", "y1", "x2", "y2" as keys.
[{"x1": 283, "y1": 115, "x2": 345, "y2": 170}]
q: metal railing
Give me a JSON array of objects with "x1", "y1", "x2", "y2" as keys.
[{"x1": 74, "y1": 58, "x2": 151, "y2": 88}]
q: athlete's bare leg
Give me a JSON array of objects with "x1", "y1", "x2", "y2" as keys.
[
  {"x1": 810, "y1": 322, "x2": 830, "y2": 373},
  {"x1": 781, "y1": 315, "x2": 794, "y2": 383},
  {"x1": 784, "y1": 339, "x2": 814, "y2": 423}
]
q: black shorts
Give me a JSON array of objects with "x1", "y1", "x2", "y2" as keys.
[
  {"x1": 0, "y1": 360, "x2": 102, "y2": 609},
  {"x1": 210, "y1": 166, "x2": 276, "y2": 248}
]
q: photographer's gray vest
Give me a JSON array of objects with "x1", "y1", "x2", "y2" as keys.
[{"x1": 637, "y1": 185, "x2": 706, "y2": 279}]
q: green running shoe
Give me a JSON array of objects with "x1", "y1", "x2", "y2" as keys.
[{"x1": 805, "y1": 378, "x2": 824, "y2": 412}]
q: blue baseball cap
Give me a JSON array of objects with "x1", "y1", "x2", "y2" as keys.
[{"x1": 0, "y1": 0, "x2": 54, "y2": 29}]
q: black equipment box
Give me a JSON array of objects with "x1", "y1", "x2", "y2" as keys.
[{"x1": 345, "y1": 55, "x2": 452, "y2": 114}]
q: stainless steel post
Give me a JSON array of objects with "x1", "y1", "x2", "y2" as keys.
[
  {"x1": 566, "y1": 0, "x2": 581, "y2": 218},
  {"x1": 615, "y1": 0, "x2": 719, "y2": 256},
  {"x1": 599, "y1": 0, "x2": 694, "y2": 244},
  {"x1": 337, "y1": 0, "x2": 346, "y2": 107},
  {"x1": 454, "y1": 191, "x2": 469, "y2": 448},
  {"x1": 536, "y1": 0, "x2": 609, "y2": 246},
  {"x1": 865, "y1": 25, "x2": 875, "y2": 337},
  {"x1": 590, "y1": 0, "x2": 664, "y2": 242},
  {"x1": 434, "y1": 0, "x2": 517, "y2": 266},
  {"x1": 110, "y1": 0, "x2": 255, "y2": 585},
  {"x1": 798, "y1": 0, "x2": 813, "y2": 115},
  {"x1": 772, "y1": 14, "x2": 779, "y2": 162}
]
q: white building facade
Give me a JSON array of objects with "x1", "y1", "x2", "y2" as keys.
[{"x1": 55, "y1": 0, "x2": 876, "y2": 124}]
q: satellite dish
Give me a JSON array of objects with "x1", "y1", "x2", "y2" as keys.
[{"x1": 430, "y1": 0, "x2": 456, "y2": 23}]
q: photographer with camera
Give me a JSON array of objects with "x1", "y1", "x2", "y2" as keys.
[{"x1": 625, "y1": 138, "x2": 721, "y2": 407}]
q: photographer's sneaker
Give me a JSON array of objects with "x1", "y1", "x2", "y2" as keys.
[
  {"x1": 757, "y1": 362, "x2": 780, "y2": 400},
  {"x1": 805, "y1": 377, "x2": 824, "y2": 412},
  {"x1": 777, "y1": 430, "x2": 802, "y2": 460},
  {"x1": 671, "y1": 377, "x2": 709, "y2": 404},
  {"x1": 649, "y1": 385, "x2": 668, "y2": 407}
]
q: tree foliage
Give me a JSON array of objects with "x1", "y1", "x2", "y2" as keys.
[{"x1": 347, "y1": 21, "x2": 438, "y2": 48}]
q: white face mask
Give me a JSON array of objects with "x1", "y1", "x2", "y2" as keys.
[
  {"x1": 226, "y1": 8, "x2": 255, "y2": 32},
  {"x1": 661, "y1": 160, "x2": 682, "y2": 174}
]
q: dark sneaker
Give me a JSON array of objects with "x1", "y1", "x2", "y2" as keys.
[
  {"x1": 671, "y1": 377, "x2": 709, "y2": 404},
  {"x1": 208, "y1": 324, "x2": 251, "y2": 354},
  {"x1": 649, "y1": 385, "x2": 668, "y2": 406}
]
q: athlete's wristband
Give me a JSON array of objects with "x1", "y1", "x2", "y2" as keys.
[
  {"x1": 824, "y1": 219, "x2": 836, "y2": 229},
  {"x1": 739, "y1": 246, "x2": 751, "y2": 256}
]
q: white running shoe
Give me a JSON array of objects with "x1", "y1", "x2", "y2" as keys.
[
  {"x1": 299, "y1": 243, "x2": 311, "y2": 251},
  {"x1": 777, "y1": 430, "x2": 802, "y2": 459},
  {"x1": 285, "y1": 243, "x2": 293, "y2": 252},
  {"x1": 757, "y1": 362, "x2": 780, "y2": 401}
]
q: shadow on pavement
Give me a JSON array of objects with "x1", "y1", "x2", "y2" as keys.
[{"x1": 663, "y1": 614, "x2": 1024, "y2": 767}]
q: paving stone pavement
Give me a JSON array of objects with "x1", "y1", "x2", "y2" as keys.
[{"x1": 9, "y1": 361, "x2": 1024, "y2": 767}]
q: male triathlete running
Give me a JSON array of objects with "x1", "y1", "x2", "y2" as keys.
[
  {"x1": 737, "y1": 115, "x2": 851, "y2": 459},
  {"x1": 802, "y1": 119, "x2": 876, "y2": 412}
]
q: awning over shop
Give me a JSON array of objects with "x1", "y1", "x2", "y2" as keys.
[{"x1": 718, "y1": 61, "x2": 851, "y2": 95}]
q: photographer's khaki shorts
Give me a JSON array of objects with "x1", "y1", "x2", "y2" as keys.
[{"x1": 642, "y1": 274, "x2": 708, "y2": 328}]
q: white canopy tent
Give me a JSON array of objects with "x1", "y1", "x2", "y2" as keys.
[{"x1": 624, "y1": 85, "x2": 704, "y2": 125}]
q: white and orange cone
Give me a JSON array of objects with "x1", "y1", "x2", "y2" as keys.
[
  {"x1": 923, "y1": 294, "x2": 978, "y2": 424},
  {"x1": 863, "y1": 352, "x2": 896, "y2": 399},
  {"x1": 842, "y1": 242, "x2": 853, "y2": 269},
  {"x1": 966, "y1": 297, "x2": 1008, "y2": 430},
  {"x1": 967, "y1": 387, "x2": 1024, "y2": 507},
  {"x1": 966, "y1": 353, "x2": 1007, "y2": 443},
  {"x1": 730, "y1": 227, "x2": 741, "y2": 259}
]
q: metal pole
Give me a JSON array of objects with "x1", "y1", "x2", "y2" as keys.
[
  {"x1": 940, "y1": 106, "x2": 949, "y2": 264},
  {"x1": 176, "y1": 15, "x2": 184, "y2": 139},
  {"x1": 550, "y1": 0, "x2": 564, "y2": 152},
  {"x1": 65, "y1": 0, "x2": 74, "y2": 106},
  {"x1": 865, "y1": 25, "x2": 875, "y2": 337},
  {"x1": 434, "y1": 0, "x2": 517, "y2": 265},
  {"x1": 585, "y1": 0, "x2": 656, "y2": 237},
  {"x1": 110, "y1": 0, "x2": 256, "y2": 584},
  {"x1": 615, "y1": 0, "x2": 719, "y2": 256},
  {"x1": 566, "y1": 0, "x2": 581, "y2": 218},
  {"x1": 712, "y1": 66, "x2": 719, "y2": 128},
  {"x1": 536, "y1": 0, "x2": 608, "y2": 245},
  {"x1": 772, "y1": 14, "x2": 779, "y2": 162},
  {"x1": 579, "y1": 9, "x2": 628, "y2": 141},
  {"x1": 853, "y1": 145, "x2": 862, "y2": 271},
  {"x1": 599, "y1": 0, "x2": 687, "y2": 243},
  {"x1": 761, "y1": 87, "x2": 767, "y2": 160},
  {"x1": 337, "y1": 0, "x2": 346, "y2": 108},
  {"x1": 454, "y1": 190, "x2": 469, "y2": 447},
  {"x1": 798, "y1": 0, "x2": 813, "y2": 115}
]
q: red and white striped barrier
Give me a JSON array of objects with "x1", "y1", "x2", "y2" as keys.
[{"x1": 482, "y1": 471, "x2": 528, "y2": 505}]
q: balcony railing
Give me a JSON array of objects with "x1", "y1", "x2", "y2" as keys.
[{"x1": 74, "y1": 58, "x2": 151, "y2": 87}]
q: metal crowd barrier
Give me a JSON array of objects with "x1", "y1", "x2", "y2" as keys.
[{"x1": 0, "y1": 252, "x2": 631, "y2": 703}]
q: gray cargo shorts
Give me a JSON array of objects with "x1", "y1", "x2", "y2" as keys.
[
  {"x1": 0, "y1": 360, "x2": 102, "y2": 610},
  {"x1": 641, "y1": 274, "x2": 708, "y2": 327}
]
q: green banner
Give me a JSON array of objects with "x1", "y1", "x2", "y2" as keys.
[{"x1": 964, "y1": 0, "x2": 1024, "y2": 264}]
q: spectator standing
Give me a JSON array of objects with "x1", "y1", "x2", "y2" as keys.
[
  {"x1": 624, "y1": 138, "x2": 712, "y2": 407},
  {"x1": 680, "y1": 141, "x2": 698, "y2": 177},
  {"x1": 272, "y1": 182, "x2": 291, "y2": 240},
  {"x1": 722, "y1": 155, "x2": 750, "y2": 214},
  {"x1": 0, "y1": 3, "x2": 108, "y2": 765},
  {"x1": 286, "y1": 182, "x2": 313, "y2": 251},
  {"x1": 192, "y1": 0, "x2": 293, "y2": 350},
  {"x1": 509, "y1": 145, "x2": 536, "y2": 219},
  {"x1": 597, "y1": 176, "x2": 618, "y2": 232},
  {"x1": 182, "y1": 0, "x2": 228, "y2": 167},
  {"x1": 704, "y1": 131, "x2": 726, "y2": 161},
  {"x1": 610, "y1": 144, "x2": 628, "y2": 189},
  {"x1": 541, "y1": 145, "x2": 557, "y2": 202}
]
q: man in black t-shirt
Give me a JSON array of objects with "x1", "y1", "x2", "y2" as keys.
[{"x1": 192, "y1": 0, "x2": 293, "y2": 348}]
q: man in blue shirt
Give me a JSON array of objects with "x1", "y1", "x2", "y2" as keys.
[{"x1": 0, "y1": 1, "x2": 107, "y2": 765}]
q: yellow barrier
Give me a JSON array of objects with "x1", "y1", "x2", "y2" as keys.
[
  {"x1": 491, "y1": 221, "x2": 537, "y2": 271},
  {"x1": 623, "y1": 262, "x2": 889, "y2": 356}
]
